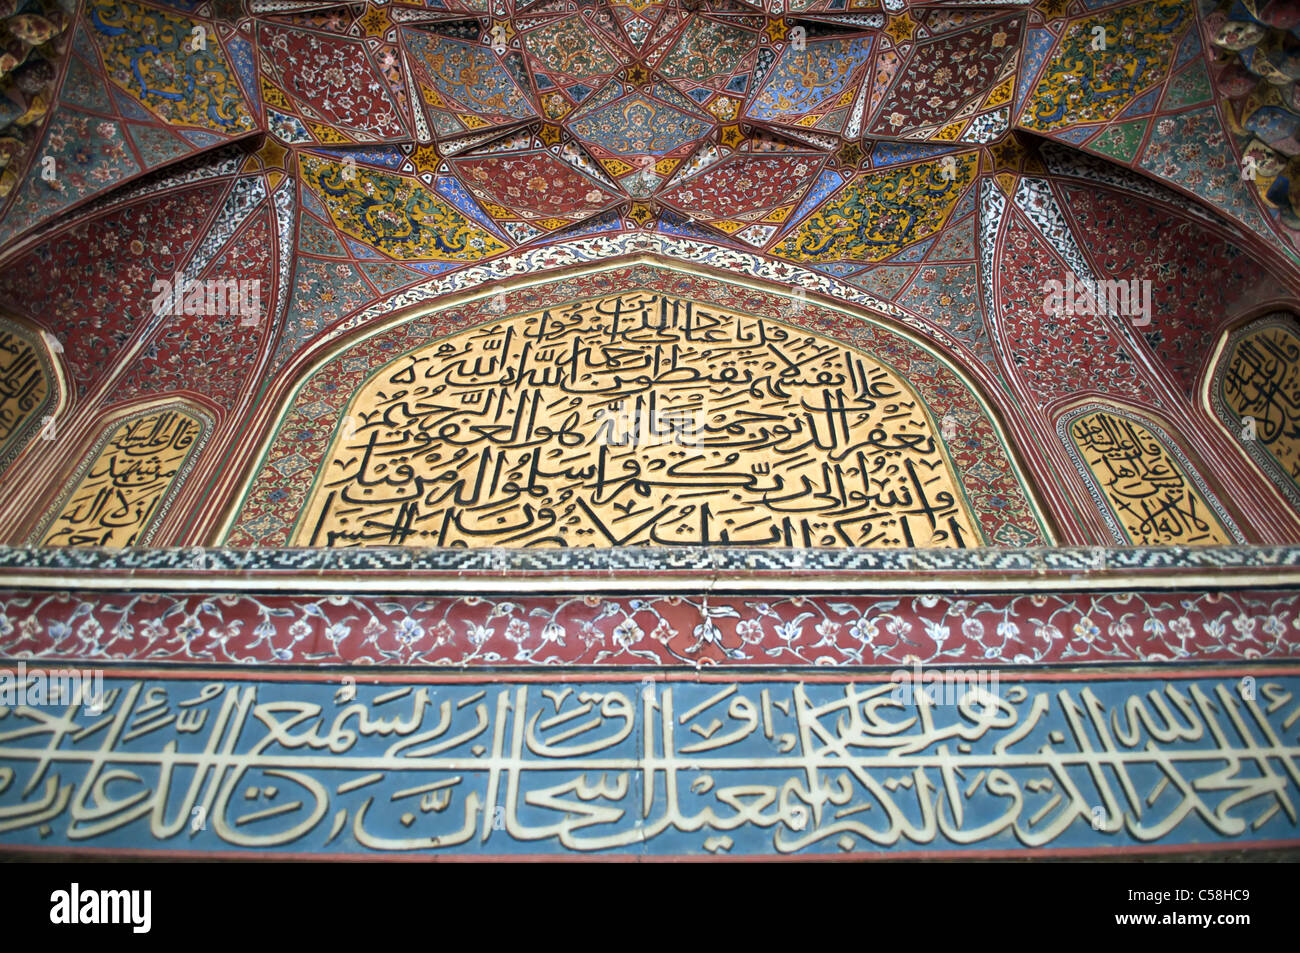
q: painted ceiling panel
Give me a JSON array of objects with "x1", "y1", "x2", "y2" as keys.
[
  {"x1": 744, "y1": 31, "x2": 874, "y2": 134},
  {"x1": 0, "y1": 175, "x2": 233, "y2": 394},
  {"x1": 867, "y1": 14, "x2": 1022, "y2": 142},
  {"x1": 0, "y1": 0, "x2": 1293, "y2": 432},
  {"x1": 258, "y1": 20, "x2": 409, "y2": 142},
  {"x1": 403, "y1": 26, "x2": 537, "y2": 141}
]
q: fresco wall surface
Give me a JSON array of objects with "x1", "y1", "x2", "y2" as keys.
[{"x1": 1, "y1": 0, "x2": 1299, "y2": 859}]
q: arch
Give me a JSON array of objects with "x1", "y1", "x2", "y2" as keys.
[
  {"x1": 222, "y1": 261, "x2": 1053, "y2": 549},
  {"x1": 0, "y1": 315, "x2": 64, "y2": 476},
  {"x1": 1057, "y1": 402, "x2": 1243, "y2": 546},
  {"x1": 32, "y1": 400, "x2": 212, "y2": 547},
  {"x1": 1207, "y1": 311, "x2": 1300, "y2": 513}
]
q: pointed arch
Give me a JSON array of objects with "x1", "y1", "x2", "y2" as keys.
[
  {"x1": 31, "y1": 399, "x2": 212, "y2": 547},
  {"x1": 0, "y1": 314, "x2": 66, "y2": 476},
  {"x1": 1057, "y1": 401, "x2": 1243, "y2": 546},
  {"x1": 1207, "y1": 312, "x2": 1300, "y2": 514},
  {"x1": 220, "y1": 260, "x2": 1054, "y2": 549}
]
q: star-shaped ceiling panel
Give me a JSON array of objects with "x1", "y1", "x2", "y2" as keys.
[{"x1": 0, "y1": 0, "x2": 1296, "y2": 353}]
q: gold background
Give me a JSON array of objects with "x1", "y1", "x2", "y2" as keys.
[{"x1": 295, "y1": 290, "x2": 980, "y2": 548}]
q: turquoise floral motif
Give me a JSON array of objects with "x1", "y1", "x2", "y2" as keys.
[
  {"x1": 746, "y1": 36, "x2": 873, "y2": 124},
  {"x1": 570, "y1": 94, "x2": 710, "y2": 156}
]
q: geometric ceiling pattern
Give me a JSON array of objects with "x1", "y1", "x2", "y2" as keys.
[{"x1": 0, "y1": 0, "x2": 1296, "y2": 475}]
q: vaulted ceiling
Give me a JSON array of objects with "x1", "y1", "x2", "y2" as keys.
[{"x1": 0, "y1": 0, "x2": 1296, "y2": 423}]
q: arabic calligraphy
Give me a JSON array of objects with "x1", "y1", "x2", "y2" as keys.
[
  {"x1": 1222, "y1": 321, "x2": 1300, "y2": 492},
  {"x1": 0, "y1": 671, "x2": 1295, "y2": 856},
  {"x1": 294, "y1": 291, "x2": 980, "y2": 548},
  {"x1": 0, "y1": 323, "x2": 48, "y2": 460},
  {"x1": 1068, "y1": 410, "x2": 1233, "y2": 545},
  {"x1": 40, "y1": 410, "x2": 202, "y2": 547}
]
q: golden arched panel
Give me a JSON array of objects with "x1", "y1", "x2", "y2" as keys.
[
  {"x1": 40, "y1": 408, "x2": 205, "y2": 547},
  {"x1": 294, "y1": 291, "x2": 981, "y2": 548},
  {"x1": 1064, "y1": 407, "x2": 1236, "y2": 546}
]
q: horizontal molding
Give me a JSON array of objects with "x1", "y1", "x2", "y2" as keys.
[{"x1": 2, "y1": 545, "x2": 1300, "y2": 594}]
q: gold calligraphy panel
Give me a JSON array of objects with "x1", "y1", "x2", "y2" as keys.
[
  {"x1": 0, "y1": 324, "x2": 48, "y2": 459},
  {"x1": 1068, "y1": 410, "x2": 1232, "y2": 545},
  {"x1": 41, "y1": 410, "x2": 202, "y2": 547},
  {"x1": 295, "y1": 290, "x2": 981, "y2": 548},
  {"x1": 1221, "y1": 321, "x2": 1300, "y2": 492}
]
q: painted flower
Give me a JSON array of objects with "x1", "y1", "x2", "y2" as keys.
[
  {"x1": 814, "y1": 620, "x2": 841, "y2": 643},
  {"x1": 736, "y1": 618, "x2": 764, "y2": 644},
  {"x1": 1073, "y1": 618, "x2": 1099, "y2": 642},
  {"x1": 886, "y1": 617, "x2": 912, "y2": 638},
  {"x1": 76, "y1": 617, "x2": 104, "y2": 649},
  {"x1": 693, "y1": 619, "x2": 723, "y2": 644},
  {"x1": 430, "y1": 621, "x2": 454, "y2": 646},
  {"x1": 395, "y1": 616, "x2": 425, "y2": 645},
  {"x1": 774, "y1": 619, "x2": 803, "y2": 643},
  {"x1": 613, "y1": 620, "x2": 643, "y2": 649},
  {"x1": 849, "y1": 617, "x2": 878, "y2": 646},
  {"x1": 1231, "y1": 614, "x2": 1257, "y2": 640}
]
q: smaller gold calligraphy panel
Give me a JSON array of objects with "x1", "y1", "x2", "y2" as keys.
[
  {"x1": 1069, "y1": 411, "x2": 1231, "y2": 546},
  {"x1": 0, "y1": 327, "x2": 48, "y2": 451},
  {"x1": 42, "y1": 411, "x2": 201, "y2": 547},
  {"x1": 295, "y1": 290, "x2": 981, "y2": 548},
  {"x1": 1222, "y1": 322, "x2": 1300, "y2": 490}
]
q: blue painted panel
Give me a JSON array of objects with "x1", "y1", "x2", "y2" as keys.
[{"x1": 0, "y1": 669, "x2": 1296, "y2": 857}]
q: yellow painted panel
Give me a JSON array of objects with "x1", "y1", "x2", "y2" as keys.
[
  {"x1": 0, "y1": 326, "x2": 48, "y2": 452},
  {"x1": 295, "y1": 291, "x2": 980, "y2": 548},
  {"x1": 1222, "y1": 322, "x2": 1300, "y2": 490},
  {"x1": 43, "y1": 411, "x2": 201, "y2": 547},
  {"x1": 1069, "y1": 411, "x2": 1231, "y2": 545}
]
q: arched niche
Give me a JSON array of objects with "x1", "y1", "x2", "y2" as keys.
[
  {"x1": 223, "y1": 263, "x2": 1052, "y2": 549},
  {"x1": 0, "y1": 316, "x2": 62, "y2": 475},
  {"x1": 1058, "y1": 402, "x2": 1242, "y2": 546},
  {"x1": 1208, "y1": 312, "x2": 1300, "y2": 512},
  {"x1": 32, "y1": 401, "x2": 211, "y2": 547}
]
